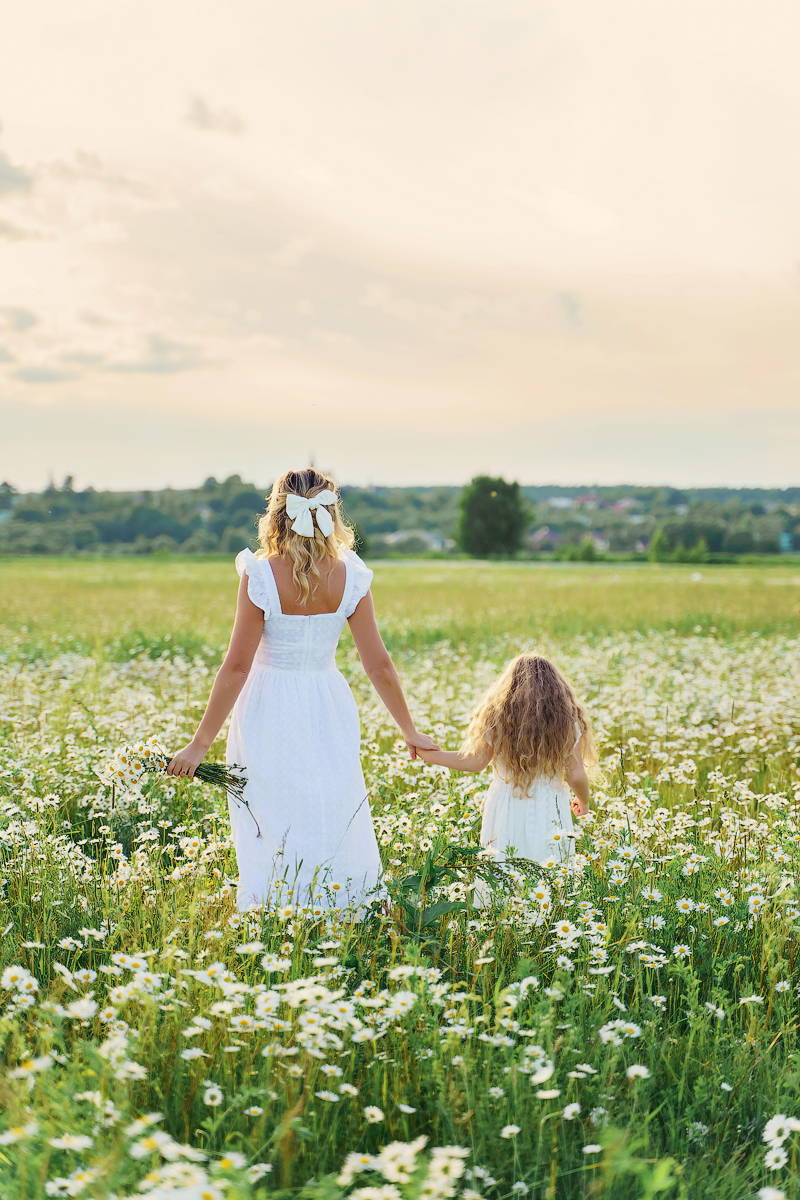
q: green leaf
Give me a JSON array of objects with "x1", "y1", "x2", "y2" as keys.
[{"x1": 418, "y1": 900, "x2": 469, "y2": 927}]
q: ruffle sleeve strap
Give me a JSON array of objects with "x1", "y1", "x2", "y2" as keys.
[
  {"x1": 235, "y1": 548, "x2": 271, "y2": 616},
  {"x1": 341, "y1": 549, "x2": 374, "y2": 618}
]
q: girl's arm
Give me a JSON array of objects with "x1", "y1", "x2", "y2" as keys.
[
  {"x1": 415, "y1": 745, "x2": 493, "y2": 773},
  {"x1": 566, "y1": 745, "x2": 590, "y2": 816},
  {"x1": 167, "y1": 573, "x2": 264, "y2": 778},
  {"x1": 347, "y1": 592, "x2": 439, "y2": 759}
]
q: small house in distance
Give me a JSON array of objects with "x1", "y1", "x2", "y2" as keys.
[{"x1": 528, "y1": 526, "x2": 559, "y2": 551}]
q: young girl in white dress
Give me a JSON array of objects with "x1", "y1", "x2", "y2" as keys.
[
  {"x1": 167, "y1": 467, "x2": 438, "y2": 913},
  {"x1": 417, "y1": 654, "x2": 595, "y2": 897}
]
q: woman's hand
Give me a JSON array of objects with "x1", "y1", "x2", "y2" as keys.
[
  {"x1": 570, "y1": 796, "x2": 589, "y2": 817},
  {"x1": 413, "y1": 746, "x2": 438, "y2": 764},
  {"x1": 167, "y1": 741, "x2": 207, "y2": 779},
  {"x1": 403, "y1": 730, "x2": 440, "y2": 761}
]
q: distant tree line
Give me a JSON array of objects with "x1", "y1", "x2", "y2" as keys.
[{"x1": 1, "y1": 475, "x2": 798, "y2": 559}]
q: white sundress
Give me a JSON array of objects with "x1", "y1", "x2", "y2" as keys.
[
  {"x1": 226, "y1": 548, "x2": 386, "y2": 914},
  {"x1": 474, "y1": 723, "x2": 581, "y2": 906}
]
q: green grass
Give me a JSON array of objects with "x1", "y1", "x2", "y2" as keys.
[
  {"x1": 2, "y1": 557, "x2": 800, "y2": 656},
  {"x1": 0, "y1": 560, "x2": 799, "y2": 1199}
]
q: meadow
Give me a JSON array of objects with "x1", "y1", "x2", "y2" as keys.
[{"x1": 1, "y1": 557, "x2": 800, "y2": 1200}]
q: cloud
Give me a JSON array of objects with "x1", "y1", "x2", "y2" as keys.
[
  {"x1": 0, "y1": 129, "x2": 32, "y2": 194},
  {"x1": 4, "y1": 332, "x2": 211, "y2": 384},
  {"x1": 47, "y1": 150, "x2": 152, "y2": 197},
  {"x1": 186, "y1": 96, "x2": 245, "y2": 135},
  {"x1": 556, "y1": 291, "x2": 583, "y2": 329},
  {"x1": 105, "y1": 333, "x2": 212, "y2": 374},
  {"x1": 0, "y1": 307, "x2": 39, "y2": 332},
  {"x1": 79, "y1": 310, "x2": 113, "y2": 327},
  {"x1": 12, "y1": 365, "x2": 78, "y2": 383},
  {"x1": 60, "y1": 350, "x2": 106, "y2": 366},
  {"x1": 0, "y1": 218, "x2": 34, "y2": 240}
]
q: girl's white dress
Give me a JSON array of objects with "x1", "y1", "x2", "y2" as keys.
[
  {"x1": 474, "y1": 725, "x2": 580, "y2": 905},
  {"x1": 226, "y1": 548, "x2": 385, "y2": 914}
]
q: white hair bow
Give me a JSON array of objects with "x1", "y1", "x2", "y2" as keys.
[{"x1": 285, "y1": 489, "x2": 338, "y2": 538}]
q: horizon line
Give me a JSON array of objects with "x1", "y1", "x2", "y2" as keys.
[{"x1": 5, "y1": 477, "x2": 800, "y2": 496}]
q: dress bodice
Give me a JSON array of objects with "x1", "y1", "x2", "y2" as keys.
[{"x1": 235, "y1": 548, "x2": 373, "y2": 674}]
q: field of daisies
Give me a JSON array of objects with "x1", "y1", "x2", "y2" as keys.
[{"x1": 1, "y1": 558, "x2": 800, "y2": 1200}]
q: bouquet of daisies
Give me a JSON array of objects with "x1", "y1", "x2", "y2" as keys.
[{"x1": 104, "y1": 737, "x2": 259, "y2": 834}]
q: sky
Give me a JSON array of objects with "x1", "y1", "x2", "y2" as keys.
[{"x1": 1, "y1": 0, "x2": 800, "y2": 492}]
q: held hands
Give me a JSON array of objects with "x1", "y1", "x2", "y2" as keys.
[
  {"x1": 167, "y1": 741, "x2": 207, "y2": 779},
  {"x1": 403, "y1": 729, "x2": 440, "y2": 761},
  {"x1": 413, "y1": 745, "x2": 439, "y2": 764}
]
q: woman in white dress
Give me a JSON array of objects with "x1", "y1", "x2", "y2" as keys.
[
  {"x1": 167, "y1": 467, "x2": 438, "y2": 913},
  {"x1": 416, "y1": 654, "x2": 596, "y2": 902}
]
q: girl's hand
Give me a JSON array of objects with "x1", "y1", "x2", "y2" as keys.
[
  {"x1": 570, "y1": 797, "x2": 589, "y2": 817},
  {"x1": 414, "y1": 746, "x2": 438, "y2": 764},
  {"x1": 167, "y1": 741, "x2": 206, "y2": 779},
  {"x1": 403, "y1": 730, "x2": 440, "y2": 761}
]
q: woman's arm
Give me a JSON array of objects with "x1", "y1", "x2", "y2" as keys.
[
  {"x1": 415, "y1": 745, "x2": 493, "y2": 773},
  {"x1": 347, "y1": 591, "x2": 439, "y2": 759},
  {"x1": 565, "y1": 745, "x2": 591, "y2": 816},
  {"x1": 167, "y1": 573, "x2": 264, "y2": 778}
]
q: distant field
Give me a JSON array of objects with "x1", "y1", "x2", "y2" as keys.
[{"x1": 2, "y1": 558, "x2": 800, "y2": 660}]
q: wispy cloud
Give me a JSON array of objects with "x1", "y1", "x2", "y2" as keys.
[
  {"x1": 79, "y1": 311, "x2": 114, "y2": 327},
  {"x1": 12, "y1": 365, "x2": 78, "y2": 383},
  {"x1": 0, "y1": 126, "x2": 32, "y2": 195},
  {"x1": 186, "y1": 96, "x2": 245, "y2": 135},
  {"x1": 60, "y1": 350, "x2": 106, "y2": 366},
  {"x1": 556, "y1": 291, "x2": 583, "y2": 329},
  {"x1": 6, "y1": 333, "x2": 213, "y2": 386},
  {"x1": 105, "y1": 333, "x2": 213, "y2": 375},
  {"x1": 0, "y1": 217, "x2": 34, "y2": 240},
  {"x1": 0, "y1": 307, "x2": 39, "y2": 332}
]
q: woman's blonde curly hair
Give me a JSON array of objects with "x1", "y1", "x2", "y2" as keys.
[
  {"x1": 463, "y1": 653, "x2": 597, "y2": 796},
  {"x1": 256, "y1": 467, "x2": 355, "y2": 604}
]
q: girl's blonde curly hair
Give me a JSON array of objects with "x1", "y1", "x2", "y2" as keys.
[
  {"x1": 256, "y1": 467, "x2": 355, "y2": 604},
  {"x1": 463, "y1": 653, "x2": 597, "y2": 796}
]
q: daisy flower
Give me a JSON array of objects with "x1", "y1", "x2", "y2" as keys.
[{"x1": 626, "y1": 1065, "x2": 650, "y2": 1080}]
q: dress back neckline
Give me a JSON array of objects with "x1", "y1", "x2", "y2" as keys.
[{"x1": 263, "y1": 556, "x2": 351, "y2": 618}]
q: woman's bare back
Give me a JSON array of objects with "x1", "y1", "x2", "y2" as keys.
[{"x1": 266, "y1": 555, "x2": 347, "y2": 615}]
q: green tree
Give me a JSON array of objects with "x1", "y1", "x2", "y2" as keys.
[
  {"x1": 688, "y1": 537, "x2": 709, "y2": 563},
  {"x1": 648, "y1": 529, "x2": 670, "y2": 562},
  {"x1": 456, "y1": 475, "x2": 530, "y2": 557},
  {"x1": 0, "y1": 482, "x2": 17, "y2": 510},
  {"x1": 723, "y1": 526, "x2": 755, "y2": 554},
  {"x1": 578, "y1": 537, "x2": 598, "y2": 561}
]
